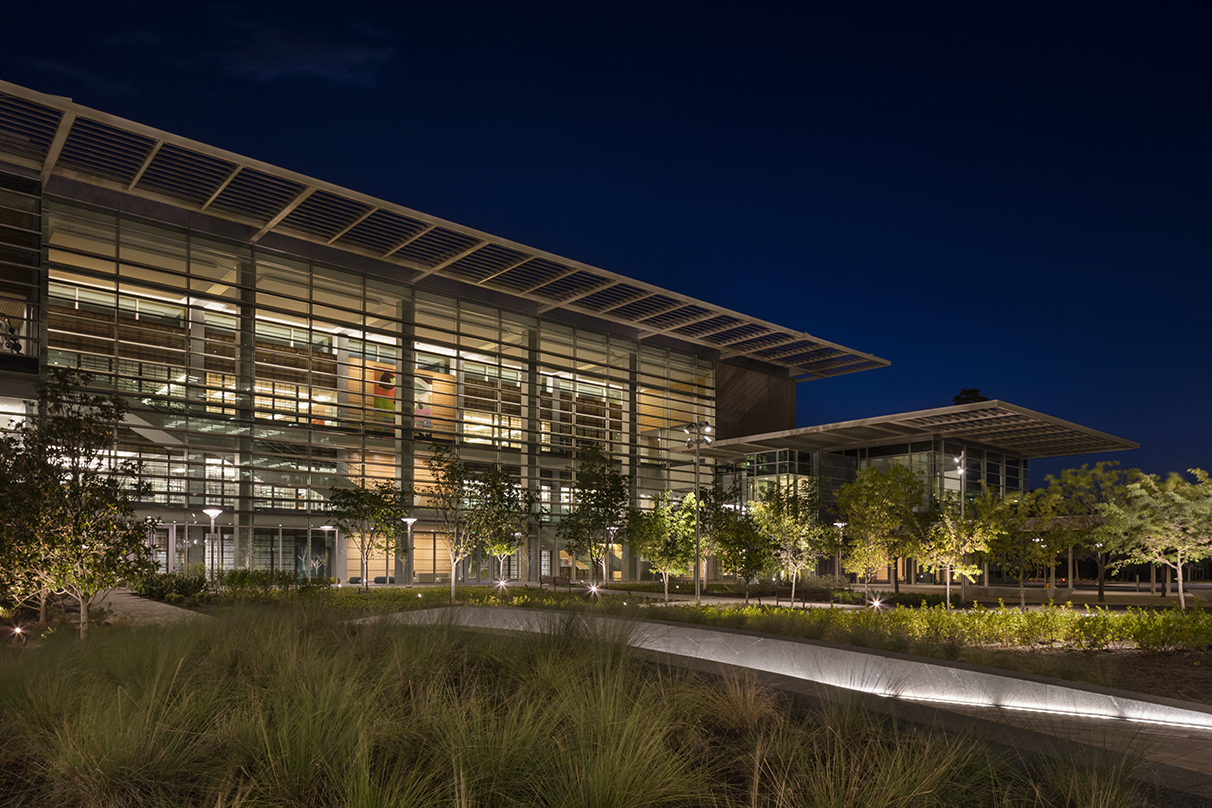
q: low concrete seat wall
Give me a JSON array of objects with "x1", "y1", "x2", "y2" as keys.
[
  {"x1": 393, "y1": 606, "x2": 1212, "y2": 732},
  {"x1": 967, "y1": 586, "x2": 1074, "y2": 601}
]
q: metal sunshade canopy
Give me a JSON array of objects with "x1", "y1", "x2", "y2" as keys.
[
  {"x1": 701, "y1": 401, "x2": 1139, "y2": 461},
  {"x1": 0, "y1": 80, "x2": 889, "y2": 382}
]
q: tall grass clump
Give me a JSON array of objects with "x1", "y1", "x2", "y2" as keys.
[{"x1": 0, "y1": 603, "x2": 1164, "y2": 807}]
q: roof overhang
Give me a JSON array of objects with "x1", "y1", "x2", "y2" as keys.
[
  {"x1": 0, "y1": 80, "x2": 889, "y2": 381},
  {"x1": 702, "y1": 400, "x2": 1138, "y2": 461}
]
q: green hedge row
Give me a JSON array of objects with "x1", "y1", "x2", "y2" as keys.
[{"x1": 648, "y1": 601, "x2": 1212, "y2": 653}]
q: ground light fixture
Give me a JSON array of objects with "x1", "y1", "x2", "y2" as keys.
[
  {"x1": 203, "y1": 508, "x2": 222, "y2": 572},
  {"x1": 684, "y1": 420, "x2": 712, "y2": 604}
]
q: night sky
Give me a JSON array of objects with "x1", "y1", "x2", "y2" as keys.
[{"x1": 4, "y1": 2, "x2": 1209, "y2": 486}]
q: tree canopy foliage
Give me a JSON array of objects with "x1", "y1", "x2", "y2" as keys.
[
  {"x1": 327, "y1": 480, "x2": 412, "y2": 592},
  {"x1": 753, "y1": 477, "x2": 833, "y2": 603},
  {"x1": 627, "y1": 490, "x2": 694, "y2": 602},
  {"x1": 1041, "y1": 462, "x2": 1139, "y2": 602},
  {"x1": 557, "y1": 444, "x2": 629, "y2": 586},
  {"x1": 711, "y1": 509, "x2": 773, "y2": 604},
  {"x1": 0, "y1": 369, "x2": 156, "y2": 638},
  {"x1": 919, "y1": 490, "x2": 998, "y2": 607},
  {"x1": 466, "y1": 465, "x2": 537, "y2": 584},
  {"x1": 952, "y1": 388, "x2": 989, "y2": 405},
  {"x1": 1098, "y1": 469, "x2": 1212, "y2": 609},
  {"x1": 422, "y1": 444, "x2": 476, "y2": 602},
  {"x1": 836, "y1": 465, "x2": 927, "y2": 595}
]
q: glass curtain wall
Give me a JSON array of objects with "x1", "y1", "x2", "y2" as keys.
[
  {"x1": 0, "y1": 170, "x2": 40, "y2": 365},
  {"x1": 42, "y1": 199, "x2": 715, "y2": 583}
]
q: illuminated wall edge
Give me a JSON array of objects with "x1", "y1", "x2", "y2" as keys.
[{"x1": 393, "y1": 607, "x2": 1212, "y2": 732}]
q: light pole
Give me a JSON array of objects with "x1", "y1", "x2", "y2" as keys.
[
  {"x1": 954, "y1": 450, "x2": 966, "y2": 520},
  {"x1": 512, "y1": 531, "x2": 523, "y2": 583},
  {"x1": 833, "y1": 521, "x2": 846, "y2": 580},
  {"x1": 684, "y1": 420, "x2": 712, "y2": 604},
  {"x1": 606, "y1": 525, "x2": 618, "y2": 585},
  {"x1": 954, "y1": 450, "x2": 966, "y2": 601},
  {"x1": 318, "y1": 525, "x2": 334, "y2": 581},
  {"x1": 402, "y1": 517, "x2": 418, "y2": 585},
  {"x1": 203, "y1": 508, "x2": 222, "y2": 575}
]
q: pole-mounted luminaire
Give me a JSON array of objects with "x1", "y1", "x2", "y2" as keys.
[
  {"x1": 833, "y1": 520, "x2": 846, "y2": 579},
  {"x1": 203, "y1": 508, "x2": 222, "y2": 573},
  {"x1": 605, "y1": 525, "x2": 618, "y2": 585},
  {"x1": 954, "y1": 450, "x2": 967, "y2": 600},
  {"x1": 685, "y1": 420, "x2": 713, "y2": 605},
  {"x1": 317, "y1": 525, "x2": 334, "y2": 582},
  {"x1": 402, "y1": 517, "x2": 417, "y2": 585}
]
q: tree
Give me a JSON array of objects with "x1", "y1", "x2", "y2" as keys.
[
  {"x1": 627, "y1": 491, "x2": 694, "y2": 603},
  {"x1": 0, "y1": 369, "x2": 157, "y2": 639},
  {"x1": 465, "y1": 465, "x2": 537, "y2": 585},
  {"x1": 1041, "y1": 463, "x2": 1140, "y2": 602},
  {"x1": 952, "y1": 388, "x2": 989, "y2": 405},
  {"x1": 423, "y1": 444, "x2": 476, "y2": 603},
  {"x1": 918, "y1": 491, "x2": 996, "y2": 608},
  {"x1": 982, "y1": 489, "x2": 1059, "y2": 610},
  {"x1": 557, "y1": 444, "x2": 629, "y2": 586},
  {"x1": 711, "y1": 509, "x2": 774, "y2": 604},
  {"x1": 328, "y1": 480, "x2": 413, "y2": 593},
  {"x1": 753, "y1": 477, "x2": 832, "y2": 605},
  {"x1": 1100, "y1": 470, "x2": 1212, "y2": 610},
  {"x1": 836, "y1": 466, "x2": 927, "y2": 597}
]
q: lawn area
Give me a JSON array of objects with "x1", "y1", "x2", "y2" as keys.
[{"x1": 0, "y1": 606, "x2": 1170, "y2": 808}]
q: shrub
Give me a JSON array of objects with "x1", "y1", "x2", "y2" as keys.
[
  {"x1": 1070, "y1": 606, "x2": 1120, "y2": 650},
  {"x1": 1122, "y1": 606, "x2": 1212, "y2": 653},
  {"x1": 130, "y1": 570, "x2": 208, "y2": 600}
]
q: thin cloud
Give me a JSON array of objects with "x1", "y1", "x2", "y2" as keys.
[
  {"x1": 21, "y1": 60, "x2": 136, "y2": 96},
  {"x1": 216, "y1": 25, "x2": 393, "y2": 86}
]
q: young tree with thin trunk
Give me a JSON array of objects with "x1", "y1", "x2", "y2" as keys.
[
  {"x1": 1040, "y1": 463, "x2": 1140, "y2": 602},
  {"x1": 0, "y1": 369, "x2": 156, "y2": 638},
  {"x1": 711, "y1": 509, "x2": 774, "y2": 604},
  {"x1": 1100, "y1": 470, "x2": 1212, "y2": 610},
  {"x1": 836, "y1": 466, "x2": 927, "y2": 599},
  {"x1": 627, "y1": 491, "x2": 694, "y2": 603},
  {"x1": 919, "y1": 491, "x2": 995, "y2": 608},
  {"x1": 423, "y1": 444, "x2": 475, "y2": 603},
  {"x1": 753, "y1": 477, "x2": 831, "y2": 605},
  {"x1": 982, "y1": 489, "x2": 1049, "y2": 610},
  {"x1": 328, "y1": 480, "x2": 413, "y2": 593},
  {"x1": 557, "y1": 444, "x2": 629, "y2": 586},
  {"x1": 466, "y1": 465, "x2": 537, "y2": 585}
]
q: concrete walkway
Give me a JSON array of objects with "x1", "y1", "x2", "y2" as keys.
[{"x1": 95, "y1": 588, "x2": 207, "y2": 624}]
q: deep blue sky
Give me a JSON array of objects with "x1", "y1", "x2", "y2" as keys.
[{"x1": 5, "y1": 2, "x2": 1209, "y2": 485}]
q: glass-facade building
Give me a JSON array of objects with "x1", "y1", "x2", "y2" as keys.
[
  {"x1": 0, "y1": 81, "x2": 896, "y2": 585},
  {"x1": 4, "y1": 181, "x2": 727, "y2": 583},
  {"x1": 0, "y1": 80, "x2": 1134, "y2": 587}
]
